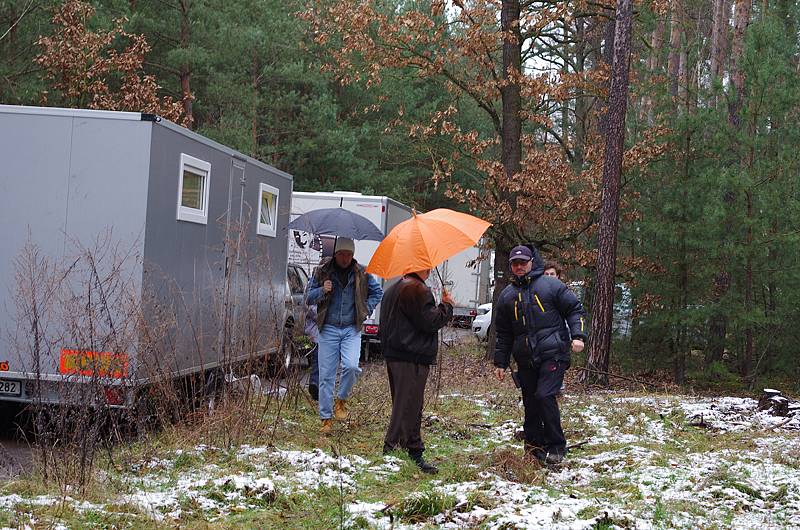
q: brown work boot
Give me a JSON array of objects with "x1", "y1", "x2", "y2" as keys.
[
  {"x1": 333, "y1": 398, "x2": 349, "y2": 420},
  {"x1": 319, "y1": 418, "x2": 333, "y2": 435}
]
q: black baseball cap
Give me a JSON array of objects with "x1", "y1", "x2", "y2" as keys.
[{"x1": 509, "y1": 245, "x2": 533, "y2": 262}]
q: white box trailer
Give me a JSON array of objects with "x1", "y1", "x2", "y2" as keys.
[
  {"x1": 436, "y1": 243, "x2": 493, "y2": 327},
  {"x1": 0, "y1": 105, "x2": 293, "y2": 406}
]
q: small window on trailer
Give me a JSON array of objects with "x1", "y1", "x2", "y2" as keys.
[
  {"x1": 257, "y1": 182, "x2": 279, "y2": 237},
  {"x1": 176, "y1": 154, "x2": 211, "y2": 224}
]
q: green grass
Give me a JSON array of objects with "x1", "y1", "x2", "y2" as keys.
[
  {"x1": 1, "y1": 350, "x2": 798, "y2": 529},
  {"x1": 0, "y1": 509, "x2": 16, "y2": 528},
  {"x1": 390, "y1": 489, "x2": 456, "y2": 522}
]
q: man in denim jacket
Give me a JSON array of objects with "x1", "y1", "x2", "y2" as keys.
[{"x1": 306, "y1": 237, "x2": 383, "y2": 434}]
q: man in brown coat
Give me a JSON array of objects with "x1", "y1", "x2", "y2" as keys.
[{"x1": 379, "y1": 269, "x2": 453, "y2": 474}]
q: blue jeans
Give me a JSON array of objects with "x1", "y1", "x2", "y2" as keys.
[{"x1": 317, "y1": 325, "x2": 362, "y2": 419}]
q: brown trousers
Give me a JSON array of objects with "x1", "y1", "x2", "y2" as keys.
[{"x1": 384, "y1": 360, "x2": 430, "y2": 452}]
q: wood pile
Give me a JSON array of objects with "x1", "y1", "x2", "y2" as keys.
[{"x1": 757, "y1": 388, "x2": 798, "y2": 418}]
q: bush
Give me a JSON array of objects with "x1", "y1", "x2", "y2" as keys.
[{"x1": 689, "y1": 360, "x2": 742, "y2": 391}]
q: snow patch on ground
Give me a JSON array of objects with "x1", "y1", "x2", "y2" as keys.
[
  {"x1": 3, "y1": 391, "x2": 799, "y2": 528},
  {"x1": 680, "y1": 396, "x2": 800, "y2": 431},
  {"x1": 117, "y1": 447, "x2": 401, "y2": 522}
]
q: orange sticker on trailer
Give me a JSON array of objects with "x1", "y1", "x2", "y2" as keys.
[
  {"x1": 58, "y1": 349, "x2": 129, "y2": 378},
  {"x1": 0, "y1": 361, "x2": 8, "y2": 371}
]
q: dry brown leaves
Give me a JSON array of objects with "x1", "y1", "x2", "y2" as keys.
[{"x1": 35, "y1": 0, "x2": 191, "y2": 126}]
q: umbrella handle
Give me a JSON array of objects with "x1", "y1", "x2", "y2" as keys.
[
  {"x1": 435, "y1": 266, "x2": 449, "y2": 299},
  {"x1": 435, "y1": 266, "x2": 445, "y2": 287}
]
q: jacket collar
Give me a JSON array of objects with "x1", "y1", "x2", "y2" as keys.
[
  {"x1": 320, "y1": 256, "x2": 361, "y2": 273},
  {"x1": 404, "y1": 272, "x2": 425, "y2": 283}
]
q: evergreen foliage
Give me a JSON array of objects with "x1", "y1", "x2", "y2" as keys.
[{"x1": 3, "y1": 0, "x2": 800, "y2": 389}]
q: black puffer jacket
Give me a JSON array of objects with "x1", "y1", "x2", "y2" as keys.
[
  {"x1": 493, "y1": 247, "x2": 587, "y2": 369},
  {"x1": 380, "y1": 273, "x2": 453, "y2": 365}
]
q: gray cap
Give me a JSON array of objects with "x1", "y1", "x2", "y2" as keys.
[{"x1": 334, "y1": 237, "x2": 355, "y2": 254}]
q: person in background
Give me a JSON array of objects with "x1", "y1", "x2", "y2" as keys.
[
  {"x1": 304, "y1": 303, "x2": 320, "y2": 401},
  {"x1": 543, "y1": 260, "x2": 568, "y2": 396},
  {"x1": 543, "y1": 260, "x2": 562, "y2": 279}
]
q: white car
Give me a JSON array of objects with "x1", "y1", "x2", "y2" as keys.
[{"x1": 472, "y1": 303, "x2": 493, "y2": 341}]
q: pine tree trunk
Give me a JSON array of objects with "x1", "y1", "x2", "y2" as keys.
[
  {"x1": 487, "y1": 0, "x2": 522, "y2": 359},
  {"x1": 744, "y1": 189, "x2": 754, "y2": 378},
  {"x1": 667, "y1": 3, "x2": 683, "y2": 98},
  {"x1": 500, "y1": 0, "x2": 522, "y2": 182},
  {"x1": 582, "y1": 0, "x2": 633, "y2": 386},
  {"x1": 677, "y1": 39, "x2": 688, "y2": 109},
  {"x1": 710, "y1": 0, "x2": 729, "y2": 83},
  {"x1": 644, "y1": 18, "x2": 665, "y2": 125},
  {"x1": 488, "y1": 241, "x2": 512, "y2": 359},
  {"x1": 676, "y1": 134, "x2": 690, "y2": 385},
  {"x1": 708, "y1": 0, "x2": 751, "y2": 366},
  {"x1": 647, "y1": 19, "x2": 666, "y2": 73},
  {"x1": 179, "y1": 0, "x2": 193, "y2": 128},
  {"x1": 598, "y1": 17, "x2": 616, "y2": 135},
  {"x1": 728, "y1": 0, "x2": 752, "y2": 126}
]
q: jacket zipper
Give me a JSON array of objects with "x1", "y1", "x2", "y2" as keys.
[{"x1": 534, "y1": 293, "x2": 545, "y2": 313}]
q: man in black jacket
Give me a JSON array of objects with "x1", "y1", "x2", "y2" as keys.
[
  {"x1": 380, "y1": 269, "x2": 453, "y2": 474},
  {"x1": 493, "y1": 245, "x2": 587, "y2": 464}
]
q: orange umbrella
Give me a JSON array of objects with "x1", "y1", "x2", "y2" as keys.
[{"x1": 366, "y1": 208, "x2": 491, "y2": 278}]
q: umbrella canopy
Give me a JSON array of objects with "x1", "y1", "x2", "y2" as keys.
[
  {"x1": 287, "y1": 207, "x2": 384, "y2": 241},
  {"x1": 366, "y1": 208, "x2": 491, "y2": 278}
]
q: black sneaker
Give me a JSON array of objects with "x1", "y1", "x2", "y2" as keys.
[
  {"x1": 544, "y1": 452, "x2": 564, "y2": 465},
  {"x1": 308, "y1": 383, "x2": 319, "y2": 401},
  {"x1": 524, "y1": 442, "x2": 546, "y2": 462},
  {"x1": 408, "y1": 451, "x2": 438, "y2": 474},
  {"x1": 416, "y1": 459, "x2": 438, "y2": 474},
  {"x1": 526, "y1": 448, "x2": 546, "y2": 462}
]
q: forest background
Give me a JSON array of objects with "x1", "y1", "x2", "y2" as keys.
[{"x1": 2, "y1": 0, "x2": 799, "y2": 393}]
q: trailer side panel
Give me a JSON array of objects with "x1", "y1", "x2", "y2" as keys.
[
  {"x1": 141, "y1": 122, "x2": 291, "y2": 378},
  {"x1": 0, "y1": 108, "x2": 150, "y2": 398}
]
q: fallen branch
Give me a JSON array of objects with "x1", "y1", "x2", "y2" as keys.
[
  {"x1": 567, "y1": 440, "x2": 589, "y2": 450},
  {"x1": 688, "y1": 414, "x2": 708, "y2": 428},
  {"x1": 771, "y1": 417, "x2": 796, "y2": 430},
  {"x1": 577, "y1": 366, "x2": 657, "y2": 391},
  {"x1": 380, "y1": 501, "x2": 398, "y2": 513}
]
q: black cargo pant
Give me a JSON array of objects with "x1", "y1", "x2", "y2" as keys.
[
  {"x1": 384, "y1": 360, "x2": 430, "y2": 455},
  {"x1": 518, "y1": 358, "x2": 568, "y2": 456}
]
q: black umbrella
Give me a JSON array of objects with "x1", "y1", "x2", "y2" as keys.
[{"x1": 287, "y1": 208, "x2": 384, "y2": 241}]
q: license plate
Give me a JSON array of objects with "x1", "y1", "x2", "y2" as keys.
[{"x1": 0, "y1": 379, "x2": 21, "y2": 396}]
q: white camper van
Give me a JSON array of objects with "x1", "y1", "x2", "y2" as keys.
[{"x1": 436, "y1": 244, "x2": 493, "y2": 327}]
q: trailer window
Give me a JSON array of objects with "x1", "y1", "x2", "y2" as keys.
[
  {"x1": 257, "y1": 183, "x2": 279, "y2": 237},
  {"x1": 177, "y1": 154, "x2": 211, "y2": 224}
]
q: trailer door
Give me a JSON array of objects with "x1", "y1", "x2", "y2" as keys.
[{"x1": 219, "y1": 158, "x2": 247, "y2": 360}]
